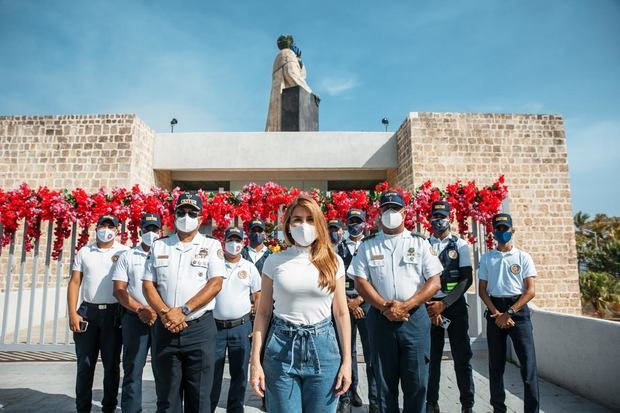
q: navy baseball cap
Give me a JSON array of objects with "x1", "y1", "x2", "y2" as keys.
[
  {"x1": 176, "y1": 193, "x2": 202, "y2": 211},
  {"x1": 379, "y1": 192, "x2": 405, "y2": 208},
  {"x1": 225, "y1": 227, "x2": 244, "y2": 240},
  {"x1": 140, "y1": 213, "x2": 162, "y2": 229},
  {"x1": 492, "y1": 213, "x2": 513, "y2": 229},
  {"x1": 431, "y1": 201, "x2": 450, "y2": 217},
  {"x1": 327, "y1": 218, "x2": 342, "y2": 229},
  {"x1": 97, "y1": 214, "x2": 119, "y2": 227},
  {"x1": 346, "y1": 209, "x2": 366, "y2": 222},
  {"x1": 248, "y1": 218, "x2": 265, "y2": 230}
]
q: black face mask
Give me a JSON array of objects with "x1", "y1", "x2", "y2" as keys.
[
  {"x1": 347, "y1": 223, "x2": 364, "y2": 237},
  {"x1": 249, "y1": 232, "x2": 265, "y2": 245},
  {"x1": 431, "y1": 218, "x2": 450, "y2": 234},
  {"x1": 329, "y1": 232, "x2": 342, "y2": 244}
]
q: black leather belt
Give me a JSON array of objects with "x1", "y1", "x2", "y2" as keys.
[
  {"x1": 215, "y1": 312, "x2": 251, "y2": 329},
  {"x1": 346, "y1": 294, "x2": 359, "y2": 299}
]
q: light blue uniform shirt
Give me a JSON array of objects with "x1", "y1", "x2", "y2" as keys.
[
  {"x1": 348, "y1": 231, "x2": 443, "y2": 302},
  {"x1": 478, "y1": 246, "x2": 537, "y2": 297}
]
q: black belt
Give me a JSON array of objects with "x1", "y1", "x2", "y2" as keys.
[
  {"x1": 83, "y1": 302, "x2": 118, "y2": 310},
  {"x1": 346, "y1": 293, "x2": 359, "y2": 299},
  {"x1": 215, "y1": 312, "x2": 251, "y2": 329}
]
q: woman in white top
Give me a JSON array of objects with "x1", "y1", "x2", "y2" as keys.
[{"x1": 249, "y1": 195, "x2": 352, "y2": 413}]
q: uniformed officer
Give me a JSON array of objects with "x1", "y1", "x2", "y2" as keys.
[
  {"x1": 112, "y1": 213, "x2": 162, "y2": 413},
  {"x1": 479, "y1": 213, "x2": 539, "y2": 413},
  {"x1": 328, "y1": 218, "x2": 345, "y2": 247},
  {"x1": 210, "y1": 227, "x2": 262, "y2": 413},
  {"x1": 425, "y1": 201, "x2": 474, "y2": 413},
  {"x1": 241, "y1": 218, "x2": 272, "y2": 274},
  {"x1": 336, "y1": 209, "x2": 378, "y2": 413},
  {"x1": 67, "y1": 214, "x2": 129, "y2": 413},
  {"x1": 143, "y1": 193, "x2": 227, "y2": 413},
  {"x1": 349, "y1": 192, "x2": 443, "y2": 413}
]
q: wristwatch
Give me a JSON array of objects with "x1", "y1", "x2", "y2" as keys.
[
  {"x1": 506, "y1": 306, "x2": 516, "y2": 316},
  {"x1": 181, "y1": 305, "x2": 192, "y2": 316}
]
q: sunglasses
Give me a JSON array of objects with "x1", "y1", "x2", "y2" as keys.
[{"x1": 175, "y1": 210, "x2": 199, "y2": 218}]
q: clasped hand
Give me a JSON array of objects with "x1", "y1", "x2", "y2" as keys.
[
  {"x1": 160, "y1": 307, "x2": 188, "y2": 333},
  {"x1": 382, "y1": 300, "x2": 409, "y2": 322}
]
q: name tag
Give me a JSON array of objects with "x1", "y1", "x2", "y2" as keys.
[
  {"x1": 371, "y1": 254, "x2": 384, "y2": 260},
  {"x1": 157, "y1": 255, "x2": 169, "y2": 259}
]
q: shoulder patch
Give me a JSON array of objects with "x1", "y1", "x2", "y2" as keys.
[
  {"x1": 361, "y1": 234, "x2": 376, "y2": 242},
  {"x1": 153, "y1": 235, "x2": 169, "y2": 243},
  {"x1": 410, "y1": 232, "x2": 426, "y2": 239},
  {"x1": 204, "y1": 234, "x2": 218, "y2": 240}
]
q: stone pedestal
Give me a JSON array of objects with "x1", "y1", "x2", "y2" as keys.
[{"x1": 281, "y1": 86, "x2": 319, "y2": 131}]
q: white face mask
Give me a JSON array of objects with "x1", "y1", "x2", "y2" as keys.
[
  {"x1": 141, "y1": 231, "x2": 160, "y2": 247},
  {"x1": 289, "y1": 223, "x2": 317, "y2": 247},
  {"x1": 96, "y1": 228, "x2": 116, "y2": 243},
  {"x1": 381, "y1": 209, "x2": 404, "y2": 229},
  {"x1": 175, "y1": 215, "x2": 199, "y2": 233},
  {"x1": 225, "y1": 240, "x2": 243, "y2": 256}
]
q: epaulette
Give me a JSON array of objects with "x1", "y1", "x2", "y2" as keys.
[
  {"x1": 410, "y1": 232, "x2": 426, "y2": 239},
  {"x1": 361, "y1": 234, "x2": 377, "y2": 242},
  {"x1": 153, "y1": 235, "x2": 169, "y2": 243},
  {"x1": 204, "y1": 234, "x2": 218, "y2": 240}
]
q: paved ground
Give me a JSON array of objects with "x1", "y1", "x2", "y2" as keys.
[{"x1": 0, "y1": 351, "x2": 612, "y2": 413}]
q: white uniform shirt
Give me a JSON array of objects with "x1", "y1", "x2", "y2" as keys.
[
  {"x1": 143, "y1": 233, "x2": 227, "y2": 321},
  {"x1": 247, "y1": 245, "x2": 269, "y2": 264},
  {"x1": 72, "y1": 242, "x2": 130, "y2": 304},
  {"x1": 111, "y1": 244, "x2": 150, "y2": 306},
  {"x1": 345, "y1": 237, "x2": 363, "y2": 256},
  {"x1": 348, "y1": 231, "x2": 443, "y2": 302},
  {"x1": 262, "y1": 246, "x2": 345, "y2": 325},
  {"x1": 428, "y1": 235, "x2": 472, "y2": 298},
  {"x1": 213, "y1": 258, "x2": 261, "y2": 321},
  {"x1": 478, "y1": 246, "x2": 537, "y2": 297}
]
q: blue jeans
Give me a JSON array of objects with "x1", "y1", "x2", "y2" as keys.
[
  {"x1": 370, "y1": 305, "x2": 431, "y2": 413},
  {"x1": 74, "y1": 302, "x2": 122, "y2": 413},
  {"x1": 341, "y1": 302, "x2": 378, "y2": 405},
  {"x1": 487, "y1": 298, "x2": 539, "y2": 413},
  {"x1": 121, "y1": 311, "x2": 157, "y2": 413},
  {"x1": 263, "y1": 317, "x2": 342, "y2": 413},
  {"x1": 210, "y1": 319, "x2": 252, "y2": 413}
]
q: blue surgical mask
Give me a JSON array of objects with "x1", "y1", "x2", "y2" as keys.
[
  {"x1": 329, "y1": 232, "x2": 342, "y2": 244},
  {"x1": 249, "y1": 232, "x2": 266, "y2": 245},
  {"x1": 494, "y1": 231, "x2": 513, "y2": 244},
  {"x1": 347, "y1": 223, "x2": 365, "y2": 237}
]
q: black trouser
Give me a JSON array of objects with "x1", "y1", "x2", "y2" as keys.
[
  {"x1": 427, "y1": 296, "x2": 475, "y2": 408},
  {"x1": 154, "y1": 311, "x2": 217, "y2": 413},
  {"x1": 73, "y1": 302, "x2": 122, "y2": 413},
  {"x1": 486, "y1": 296, "x2": 539, "y2": 413}
]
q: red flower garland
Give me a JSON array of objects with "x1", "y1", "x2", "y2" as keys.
[{"x1": 0, "y1": 178, "x2": 508, "y2": 259}]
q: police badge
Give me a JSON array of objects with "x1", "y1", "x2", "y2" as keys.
[
  {"x1": 510, "y1": 264, "x2": 521, "y2": 274},
  {"x1": 448, "y1": 250, "x2": 458, "y2": 260},
  {"x1": 238, "y1": 270, "x2": 248, "y2": 279}
]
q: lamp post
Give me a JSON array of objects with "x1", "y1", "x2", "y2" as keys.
[
  {"x1": 581, "y1": 228, "x2": 599, "y2": 250},
  {"x1": 170, "y1": 118, "x2": 178, "y2": 133},
  {"x1": 381, "y1": 117, "x2": 389, "y2": 132}
]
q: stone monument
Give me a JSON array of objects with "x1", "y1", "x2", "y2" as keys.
[{"x1": 265, "y1": 34, "x2": 320, "y2": 132}]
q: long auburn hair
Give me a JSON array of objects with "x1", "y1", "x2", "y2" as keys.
[{"x1": 282, "y1": 195, "x2": 339, "y2": 292}]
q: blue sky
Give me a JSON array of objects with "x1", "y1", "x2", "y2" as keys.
[{"x1": 1, "y1": 0, "x2": 618, "y2": 215}]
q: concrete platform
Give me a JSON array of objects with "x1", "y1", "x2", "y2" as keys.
[{"x1": 0, "y1": 351, "x2": 612, "y2": 412}]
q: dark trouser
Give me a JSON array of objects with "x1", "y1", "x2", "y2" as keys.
[
  {"x1": 341, "y1": 301, "x2": 377, "y2": 406},
  {"x1": 154, "y1": 311, "x2": 217, "y2": 413},
  {"x1": 427, "y1": 296, "x2": 474, "y2": 408},
  {"x1": 210, "y1": 316, "x2": 252, "y2": 413},
  {"x1": 370, "y1": 305, "x2": 431, "y2": 413},
  {"x1": 486, "y1": 297, "x2": 539, "y2": 413},
  {"x1": 73, "y1": 302, "x2": 122, "y2": 413},
  {"x1": 121, "y1": 311, "x2": 157, "y2": 413}
]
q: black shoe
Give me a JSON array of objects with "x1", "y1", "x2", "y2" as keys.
[
  {"x1": 426, "y1": 401, "x2": 440, "y2": 413},
  {"x1": 351, "y1": 390, "x2": 363, "y2": 407},
  {"x1": 369, "y1": 403, "x2": 380, "y2": 413},
  {"x1": 337, "y1": 399, "x2": 352, "y2": 413},
  {"x1": 461, "y1": 407, "x2": 473, "y2": 413}
]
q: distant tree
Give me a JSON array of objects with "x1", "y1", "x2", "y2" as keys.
[{"x1": 574, "y1": 211, "x2": 591, "y2": 229}]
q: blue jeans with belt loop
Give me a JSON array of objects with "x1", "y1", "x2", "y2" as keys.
[{"x1": 263, "y1": 316, "x2": 342, "y2": 413}]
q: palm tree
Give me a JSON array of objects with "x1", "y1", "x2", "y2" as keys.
[{"x1": 574, "y1": 211, "x2": 591, "y2": 229}]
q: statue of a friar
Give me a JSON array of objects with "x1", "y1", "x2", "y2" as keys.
[{"x1": 265, "y1": 34, "x2": 316, "y2": 132}]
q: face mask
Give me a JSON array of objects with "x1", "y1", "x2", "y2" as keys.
[
  {"x1": 249, "y1": 232, "x2": 266, "y2": 245},
  {"x1": 431, "y1": 218, "x2": 450, "y2": 234},
  {"x1": 96, "y1": 228, "x2": 116, "y2": 243},
  {"x1": 381, "y1": 209, "x2": 403, "y2": 229},
  {"x1": 225, "y1": 240, "x2": 244, "y2": 255},
  {"x1": 494, "y1": 231, "x2": 513, "y2": 244},
  {"x1": 347, "y1": 223, "x2": 364, "y2": 237},
  {"x1": 329, "y1": 232, "x2": 342, "y2": 244},
  {"x1": 141, "y1": 231, "x2": 159, "y2": 247},
  {"x1": 289, "y1": 223, "x2": 317, "y2": 247},
  {"x1": 175, "y1": 215, "x2": 199, "y2": 233}
]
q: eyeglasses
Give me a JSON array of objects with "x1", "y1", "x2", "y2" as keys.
[{"x1": 175, "y1": 210, "x2": 199, "y2": 218}]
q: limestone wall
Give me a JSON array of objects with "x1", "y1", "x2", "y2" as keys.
[{"x1": 394, "y1": 112, "x2": 580, "y2": 313}]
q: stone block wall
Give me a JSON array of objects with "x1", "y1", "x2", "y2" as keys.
[{"x1": 393, "y1": 112, "x2": 580, "y2": 313}]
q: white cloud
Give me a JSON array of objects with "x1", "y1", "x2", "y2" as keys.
[{"x1": 318, "y1": 76, "x2": 360, "y2": 97}]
